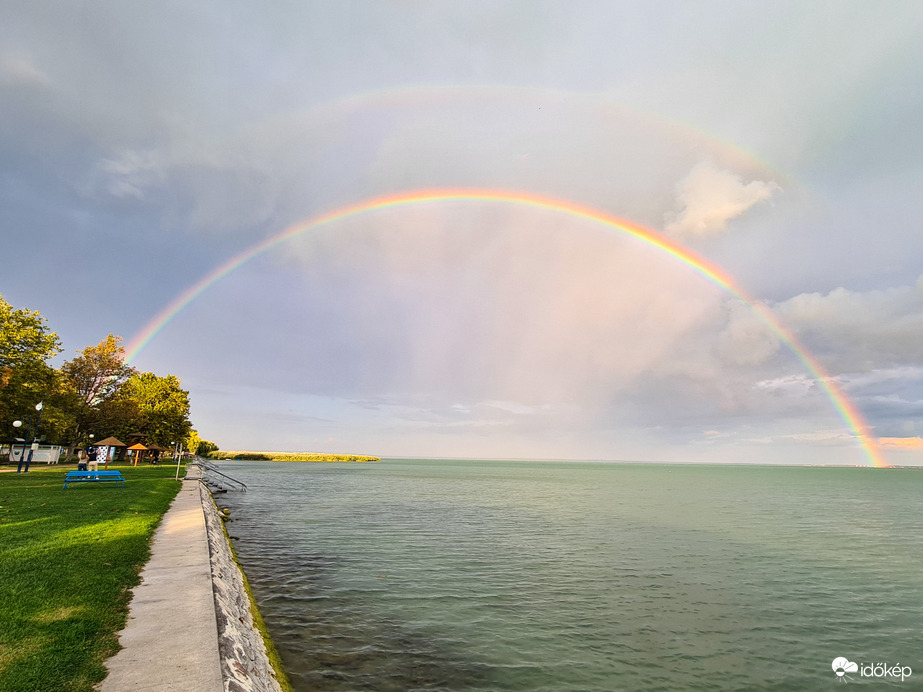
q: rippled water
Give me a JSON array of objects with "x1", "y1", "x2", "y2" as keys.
[{"x1": 215, "y1": 460, "x2": 923, "y2": 690}]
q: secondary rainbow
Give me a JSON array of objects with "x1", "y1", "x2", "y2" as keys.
[{"x1": 124, "y1": 188, "x2": 887, "y2": 467}]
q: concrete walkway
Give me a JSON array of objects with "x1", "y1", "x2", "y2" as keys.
[{"x1": 100, "y1": 477, "x2": 223, "y2": 691}]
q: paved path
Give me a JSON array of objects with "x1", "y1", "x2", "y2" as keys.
[{"x1": 100, "y1": 477, "x2": 223, "y2": 691}]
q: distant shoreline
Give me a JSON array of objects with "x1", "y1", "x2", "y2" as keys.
[{"x1": 207, "y1": 451, "x2": 380, "y2": 463}]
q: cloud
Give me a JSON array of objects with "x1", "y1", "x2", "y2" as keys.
[
  {"x1": 776, "y1": 277, "x2": 923, "y2": 370},
  {"x1": 775, "y1": 279, "x2": 923, "y2": 442},
  {"x1": 0, "y1": 53, "x2": 52, "y2": 88},
  {"x1": 879, "y1": 437, "x2": 923, "y2": 449},
  {"x1": 718, "y1": 300, "x2": 781, "y2": 365},
  {"x1": 4, "y1": 1, "x2": 922, "y2": 463},
  {"x1": 665, "y1": 161, "x2": 780, "y2": 237},
  {"x1": 88, "y1": 149, "x2": 165, "y2": 200}
]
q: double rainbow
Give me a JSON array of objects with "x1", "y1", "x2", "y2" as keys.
[{"x1": 125, "y1": 188, "x2": 887, "y2": 467}]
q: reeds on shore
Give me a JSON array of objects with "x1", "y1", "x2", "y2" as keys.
[{"x1": 206, "y1": 451, "x2": 380, "y2": 462}]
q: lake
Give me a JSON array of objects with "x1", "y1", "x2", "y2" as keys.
[{"x1": 214, "y1": 459, "x2": 922, "y2": 690}]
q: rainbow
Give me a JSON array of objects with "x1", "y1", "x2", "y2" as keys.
[
  {"x1": 124, "y1": 188, "x2": 887, "y2": 467},
  {"x1": 256, "y1": 83, "x2": 787, "y2": 184}
]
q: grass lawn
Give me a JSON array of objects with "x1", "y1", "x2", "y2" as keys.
[{"x1": 0, "y1": 463, "x2": 182, "y2": 692}]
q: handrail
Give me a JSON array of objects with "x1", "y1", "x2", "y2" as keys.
[{"x1": 187, "y1": 457, "x2": 247, "y2": 491}]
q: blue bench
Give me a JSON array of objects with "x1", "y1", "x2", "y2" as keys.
[{"x1": 63, "y1": 470, "x2": 125, "y2": 489}]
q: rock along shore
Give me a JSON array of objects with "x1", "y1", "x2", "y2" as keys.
[
  {"x1": 100, "y1": 473, "x2": 283, "y2": 692},
  {"x1": 199, "y1": 482, "x2": 284, "y2": 692}
]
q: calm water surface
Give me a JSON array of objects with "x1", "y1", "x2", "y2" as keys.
[{"x1": 214, "y1": 460, "x2": 923, "y2": 691}]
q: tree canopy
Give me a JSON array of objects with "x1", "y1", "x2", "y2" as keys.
[
  {"x1": 122, "y1": 372, "x2": 192, "y2": 447},
  {"x1": 0, "y1": 294, "x2": 61, "y2": 370},
  {"x1": 1, "y1": 295, "x2": 208, "y2": 456},
  {"x1": 61, "y1": 335, "x2": 137, "y2": 408},
  {"x1": 0, "y1": 294, "x2": 61, "y2": 429}
]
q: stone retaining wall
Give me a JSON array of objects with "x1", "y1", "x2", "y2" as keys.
[{"x1": 199, "y1": 483, "x2": 284, "y2": 692}]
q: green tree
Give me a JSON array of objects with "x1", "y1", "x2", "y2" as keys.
[
  {"x1": 0, "y1": 294, "x2": 61, "y2": 436},
  {"x1": 59, "y1": 335, "x2": 137, "y2": 452},
  {"x1": 61, "y1": 335, "x2": 136, "y2": 408},
  {"x1": 87, "y1": 395, "x2": 143, "y2": 444},
  {"x1": 185, "y1": 429, "x2": 201, "y2": 456},
  {"x1": 122, "y1": 372, "x2": 192, "y2": 447},
  {"x1": 196, "y1": 439, "x2": 219, "y2": 455}
]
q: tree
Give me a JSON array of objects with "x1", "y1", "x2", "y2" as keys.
[
  {"x1": 196, "y1": 439, "x2": 219, "y2": 456},
  {"x1": 0, "y1": 294, "x2": 61, "y2": 435},
  {"x1": 0, "y1": 294, "x2": 61, "y2": 371},
  {"x1": 86, "y1": 395, "x2": 143, "y2": 445},
  {"x1": 122, "y1": 372, "x2": 192, "y2": 447},
  {"x1": 185, "y1": 429, "x2": 202, "y2": 456},
  {"x1": 59, "y1": 335, "x2": 137, "y2": 452},
  {"x1": 61, "y1": 335, "x2": 136, "y2": 408},
  {"x1": 0, "y1": 297, "x2": 207, "y2": 457}
]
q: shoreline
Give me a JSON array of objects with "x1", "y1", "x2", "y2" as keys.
[
  {"x1": 199, "y1": 482, "x2": 288, "y2": 691},
  {"x1": 100, "y1": 471, "x2": 285, "y2": 691}
]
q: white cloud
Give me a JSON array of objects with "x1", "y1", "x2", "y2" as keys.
[
  {"x1": 754, "y1": 373, "x2": 815, "y2": 395},
  {"x1": 717, "y1": 300, "x2": 781, "y2": 365},
  {"x1": 0, "y1": 53, "x2": 52, "y2": 88},
  {"x1": 94, "y1": 149, "x2": 165, "y2": 200},
  {"x1": 665, "y1": 161, "x2": 780, "y2": 237}
]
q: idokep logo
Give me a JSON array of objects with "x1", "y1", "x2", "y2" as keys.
[
  {"x1": 832, "y1": 658, "x2": 858, "y2": 682},
  {"x1": 832, "y1": 657, "x2": 912, "y2": 683}
]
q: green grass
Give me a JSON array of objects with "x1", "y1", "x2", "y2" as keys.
[
  {"x1": 0, "y1": 463, "x2": 181, "y2": 692},
  {"x1": 207, "y1": 450, "x2": 380, "y2": 462}
]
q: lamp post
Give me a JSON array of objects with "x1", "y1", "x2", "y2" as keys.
[
  {"x1": 173, "y1": 440, "x2": 184, "y2": 480},
  {"x1": 11, "y1": 421, "x2": 23, "y2": 468},
  {"x1": 12, "y1": 401, "x2": 44, "y2": 474}
]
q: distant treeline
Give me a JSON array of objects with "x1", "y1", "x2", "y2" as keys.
[{"x1": 206, "y1": 451, "x2": 380, "y2": 462}]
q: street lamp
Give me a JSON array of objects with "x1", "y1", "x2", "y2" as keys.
[
  {"x1": 12, "y1": 401, "x2": 44, "y2": 474},
  {"x1": 11, "y1": 420, "x2": 23, "y2": 466},
  {"x1": 172, "y1": 440, "x2": 184, "y2": 480}
]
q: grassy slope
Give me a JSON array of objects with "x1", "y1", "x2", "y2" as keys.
[{"x1": 0, "y1": 464, "x2": 181, "y2": 692}]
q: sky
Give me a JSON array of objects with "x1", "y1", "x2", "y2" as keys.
[{"x1": 2, "y1": 1, "x2": 922, "y2": 465}]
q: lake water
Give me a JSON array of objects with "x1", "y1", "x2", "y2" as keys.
[{"x1": 214, "y1": 459, "x2": 923, "y2": 690}]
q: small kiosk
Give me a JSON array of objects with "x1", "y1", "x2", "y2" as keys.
[{"x1": 92, "y1": 437, "x2": 127, "y2": 468}]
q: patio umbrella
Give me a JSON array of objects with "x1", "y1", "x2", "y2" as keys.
[{"x1": 127, "y1": 443, "x2": 148, "y2": 467}]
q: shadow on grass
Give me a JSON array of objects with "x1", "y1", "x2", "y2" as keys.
[{"x1": 0, "y1": 466, "x2": 182, "y2": 692}]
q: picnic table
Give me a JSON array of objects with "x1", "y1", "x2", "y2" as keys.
[{"x1": 63, "y1": 470, "x2": 125, "y2": 489}]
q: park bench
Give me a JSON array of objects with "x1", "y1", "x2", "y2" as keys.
[{"x1": 63, "y1": 470, "x2": 125, "y2": 489}]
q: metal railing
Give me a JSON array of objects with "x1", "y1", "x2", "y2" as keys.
[{"x1": 186, "y1": 457, "x2": 247, "y2": 492}]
